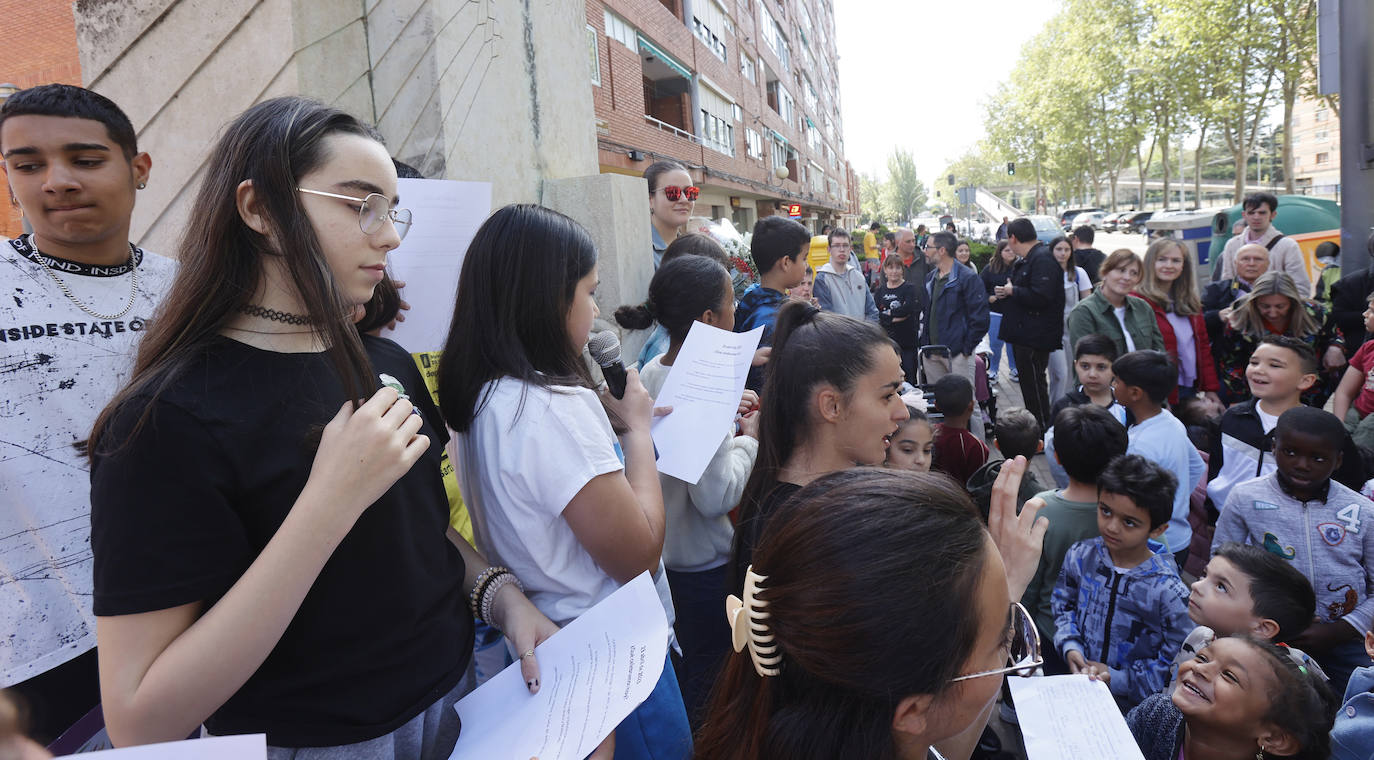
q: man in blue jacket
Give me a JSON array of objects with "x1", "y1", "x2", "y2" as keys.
[
  {"x1": 994, "y1": 217, "x2": 1065, "y2": 429},
  {"x1": 921, "y1": 230, "x2": 989, "y2": 395}
]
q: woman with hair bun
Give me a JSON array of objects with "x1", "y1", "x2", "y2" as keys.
[
  {"x1": 616, "y1": 254, "x2": 759, "y2": 726},
  {"x1": 697, "y1": 464, "x2": 1048, "y2": 760}
]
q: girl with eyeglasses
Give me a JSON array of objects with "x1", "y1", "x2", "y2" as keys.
[
  {"x1": 696, "y1": 465, "x2": 1048, "y2": 760},
  {"x1": 645, "y1": 160, "x2": 698, "y2": 269},
  {"x1": 87, "y1": 97, "x2": 556, "y2": 756}
]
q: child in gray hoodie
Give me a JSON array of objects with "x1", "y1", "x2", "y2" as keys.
[
  {"x1": 1213, "y1": 406, "x2": 1374, "y2": 693},
  {"x1": 812, "y1": 229, "x2": 878, "y2": 323}
]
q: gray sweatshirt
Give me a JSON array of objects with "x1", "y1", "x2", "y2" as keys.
[
  {"x1": 640, "y1": 357, "x2": 758, "y2": 573},
  {"x1": 1213, "y1": 472, "x2": 1374, "y2": 633},
  {"x1": 814, "y1": 261, "x2": 879, "y2": 323}
]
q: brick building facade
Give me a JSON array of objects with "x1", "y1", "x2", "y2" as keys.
[
  {"x1": 587, "y1": 0, "x2": 858, "y2": 235},
  {"x1": 0, "y1": 0, "x2": 83, "y2": 238}
]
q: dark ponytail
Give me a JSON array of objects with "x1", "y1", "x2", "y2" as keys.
[
  {"x1": 731, "y1": 301, "x2": 894, "y2": 591},
  {"x1": 697, "y1": 468, "x2": 989, "y2": 760},
  {"x1": 614, "y1": 254, "x2": 730, "y2": 339}
]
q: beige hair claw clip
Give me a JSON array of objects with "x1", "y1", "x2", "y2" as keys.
[{"x1": 725, "y1": 566, "x2": 781, "y2": 676}]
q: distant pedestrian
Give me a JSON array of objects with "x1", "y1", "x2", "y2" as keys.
[{"x1": 994, "y1": 218, "x2": 1065, "y2": 429}]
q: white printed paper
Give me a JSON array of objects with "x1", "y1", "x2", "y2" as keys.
[
  {"x1": 449, "y1": 573, "x2": 668, "y2": 760},
  {"x1": 1008, "y1": 675, "x2": 1146, "y2": 760},
  {"x1": 59, "y1": 734, "x2": 265, "y2": 759},
  {"x1": 381, "y1": 178, "x2": 492, "y2": 353},
  {"x1": 649, "y1": 322, "x2": 763, "y2": 483}
]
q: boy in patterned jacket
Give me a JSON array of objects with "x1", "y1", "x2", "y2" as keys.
[
  {"x1": 1052, "y1": 454, "x2": 1192, "y2": 710},
  {"x1": 1213, "y1": 406, "x2": 1374, "y2": 694}
]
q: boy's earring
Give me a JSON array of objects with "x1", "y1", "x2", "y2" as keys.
[
  {"x1": 1256, "y1": 745, "x2": 1264, "y2": 760},
  {"x1": 137, "y1": 182, "x2": 147, "y2": 190}
]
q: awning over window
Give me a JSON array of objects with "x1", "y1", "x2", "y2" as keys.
[
  {"x1": 770, "y1": 129, "x2": 789, "y2": 144},
  {"x1": 638, "y1": 34, "x2": 692, "y2": 80}
]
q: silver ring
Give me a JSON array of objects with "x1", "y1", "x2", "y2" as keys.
[{"x1": 521, "y1": 649, "x2": 535, "y2": 659}]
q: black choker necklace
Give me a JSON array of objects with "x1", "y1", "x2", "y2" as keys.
[{"x1": 240, "y1": 304, "x2": 312, "y2": 325}]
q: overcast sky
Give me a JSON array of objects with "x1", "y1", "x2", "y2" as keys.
[{"x1": 834, "y1": 0, "x2": 1060, "y2": 184}]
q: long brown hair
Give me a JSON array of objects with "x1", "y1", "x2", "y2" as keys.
[
  {"x1": 1136, "y1": 238, "x2": 1201, "y2": 315},
  {"x1": 1226, "y1": 271, "x2": 1321, "y2": 338},
  {"x1": 696, "y1": 468, "x2": 989, "y2": 760},
  {"x1": 90, "y1": 97, "x2": 381, "y2": 457}
]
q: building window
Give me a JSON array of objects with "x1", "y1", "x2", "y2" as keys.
[
  {"x1": 808, "y1": 161, "x2": 823, "y2": 193},
  {"x1": 746, "y1": 128, "x2": 763, "y2": 159},
  {"x1": 604, "y1": 10, "x2": 636, "y2": 48},
  {"x1": 1316, "y1": 108, "x2": 1329, "y2": 122},
  {"x1": 779, "y1": 86, "x2": 795, "y2": 126},
  {"x1": 699, "y1": 83, "x2": 736, "y2": 156},
  {"x1": 741, "y1": 52, "x2": 755, "y2": 83},
  {"x1": 1314, "y1": 130, "x2": 1328, "y2": 141},
  {"x1": 732, "y1": 103, "x2": 743, "y2": 121},
  {"x1": 1316, "y1": 152, "x2": 1330, "y2": 164},
  {"x1": 693, "y1": 0, "x2": 729, "y2": 62},
  {"x1": 587, "y1": 26, "x2": 600, "y2": 87},
  {"x1": 760, "y1": 5, "x2": 789, "y2": 69},
  {"x1": 771, "y1": 135, "x2": 788, "y2": 172}
]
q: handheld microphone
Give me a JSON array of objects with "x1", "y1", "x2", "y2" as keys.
[{"x1": 588, "y1": 330, "x2": 629, "y2": 399}]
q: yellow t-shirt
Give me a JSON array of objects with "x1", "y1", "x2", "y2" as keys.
[{"x1": 863, "y1": 231, "x2": 878, "y2": 260}]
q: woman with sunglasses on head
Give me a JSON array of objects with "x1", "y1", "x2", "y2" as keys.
[
  {"x1": 86, "y1": 98, "x2": 556, "y2": 756},
  {"x1": 645, "y1": 160, "x2": 698, "y2": 270},
  {"x1": 697, "y1": 463, "x2": 1048, "y2": 760}
]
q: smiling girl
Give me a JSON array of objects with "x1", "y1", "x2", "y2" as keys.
[{"x1": 1127, "y1": 636, "x2": 1335, "y2": 760}]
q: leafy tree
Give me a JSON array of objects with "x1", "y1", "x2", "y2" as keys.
[{"x1": 882, "y1": 148, "x2": 927, "y2": 224}]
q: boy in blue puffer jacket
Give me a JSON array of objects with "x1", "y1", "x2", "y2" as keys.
[{"x1": 1052, "y1": 454, "x2": 1192, "y2": 710}]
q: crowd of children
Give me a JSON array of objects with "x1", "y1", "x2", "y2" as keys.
[{"x1": 710, "y1": 220, "x2": 1374, "y2": 759}]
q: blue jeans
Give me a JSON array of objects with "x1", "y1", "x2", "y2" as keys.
[
  {"x1": 987, "y1": 312, "x2": 1017, "y2": 376},
  {"x1": 614, "y1": 655, "x2": 692, "y2": 760}
]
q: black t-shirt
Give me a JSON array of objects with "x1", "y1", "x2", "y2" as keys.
[
  {"x1": 1074, "y1": 248, "x2": 1105, "y2": 285},
  {"x1": 875, "y1": 281, "x2": 920, "y2": 348},
  {"x1": 90, "y1": 335, "x2": 472, "y2": 747},
  {"x1": 730, "y1": 481, "x2": 803, "y2": 593}
]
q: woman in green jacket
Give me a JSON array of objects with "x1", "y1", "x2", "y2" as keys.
[{"x1": 1067, "y1": 248, "x2": 1164, "y2": 358}]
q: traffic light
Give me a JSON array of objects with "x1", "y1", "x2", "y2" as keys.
[
  {"x1": 1007, "y1": 162, "x2": 1015, "y2": 175},
  {"x1": 947, "y1": 174, "x2": 955, "y2": 186}
]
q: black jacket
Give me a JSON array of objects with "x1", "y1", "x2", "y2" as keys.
[
  {"x1": 998, "y1": 242, "x2": 1066, "y2": 351},
  {"x1": 1073, "y1": 247, "x2": 1105, "y2": 285},
  {"x1": 1329, "y1": 267, "x2": 1374, "y2": 357}
]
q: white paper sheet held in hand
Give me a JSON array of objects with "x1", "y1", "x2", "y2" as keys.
[
  {"x1": 650, "y1": 321, "x2": 763, "y2": 484},
  {"x1": 380, "y1": 178, "x2": 492, "y2": 353},
  {"x1": 1008, "y1": 675, "x2": 1145, "y2": 760},
  {"x1": 59, "y1": 734, "x2": 265, "y2": 759},
  {"x1": 449, "y1": 573, "x2": 668, "y2": 760}
]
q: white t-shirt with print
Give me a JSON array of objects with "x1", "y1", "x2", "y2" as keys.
[
  {"x1": 0, "y1": 236, "x2": 176, "y2": 685},
  {"x1": 450, "y1": 378, "x2": 676, "y2": 629}
]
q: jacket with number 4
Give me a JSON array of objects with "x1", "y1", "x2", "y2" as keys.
[
  {"x1": 1212, "y1": 471, "x2": 1374, "y2": 633},
  {"x1": 1051, "y1": 537, "x2": 1191, "y2": 708}
]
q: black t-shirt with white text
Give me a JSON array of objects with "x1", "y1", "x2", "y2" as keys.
[
  {"x1": 90, "y1": 335, "x2": 471, "y2": 747},
  {"x1": 875, "y1": 281, "x2": 920, "y2": 348}
]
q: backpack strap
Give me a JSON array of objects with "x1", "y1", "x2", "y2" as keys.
[{"x1": 1265, "y1": 234, "x2": 1285, "y2": 251}]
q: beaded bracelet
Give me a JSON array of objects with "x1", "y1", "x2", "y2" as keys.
[
  {"x1": 468, "y1": 566, "x2": 506, "y2": 621},
  {"x1": 479, "y1": 571, "x2": 524, "y2": 630}
]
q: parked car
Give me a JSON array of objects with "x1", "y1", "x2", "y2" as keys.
[
  {"x1": 1072, "y1": 211, "x2": 1108, "y2": 230},
  {"x1": 1023, "y1": 215, "x2": 1064, "y2": 245},
  {"x1": 1060, "y1": 206, "x2": 1105, "y2": 230},
  {"x1": 1103, "y1": 210, "x2": 1134, "y2": 232},
  {"x1": 1122, "y1": 210, "x2": 1154, "y2": 233}
]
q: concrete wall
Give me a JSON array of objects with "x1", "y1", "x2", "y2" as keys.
[{"x1": 75, "y1": 0, "x2": 599, "y2": 255}]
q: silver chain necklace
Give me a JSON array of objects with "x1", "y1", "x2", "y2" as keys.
[{"x1": 29, "y1": 240, "x2": 141, "y2": 321}]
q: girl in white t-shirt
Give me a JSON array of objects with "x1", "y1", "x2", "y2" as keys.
[
  {"x1": 615, "y1": 254, "x2": 759, "y2": 725},
  {"x1": 1048, "y1": 236, "x2": 1094, "y2": 401},
  {"x1": 438, "y1": 204, "x2": 691, "y2": 760}
]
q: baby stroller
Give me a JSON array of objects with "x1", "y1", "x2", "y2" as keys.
[{"x1": 915, "y1": 342, "x2": 998, "y2": 439}]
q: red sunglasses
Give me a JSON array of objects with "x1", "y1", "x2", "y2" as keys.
[{"x1": 657, "y1": 185, "x2": 700, "y2": 202}]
